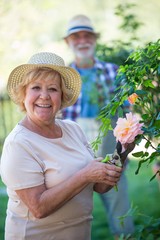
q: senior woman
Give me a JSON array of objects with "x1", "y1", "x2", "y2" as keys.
[{"x1": 1, "y1": 52, "x2": 123, "y2": 240}]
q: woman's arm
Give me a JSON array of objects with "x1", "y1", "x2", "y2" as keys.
[
  {"x1": 16, "y1": 169, "x2": 89, "y2": 219},
  {"x1": 16, "y1": 159, "x2": 122, "y2": 218}
]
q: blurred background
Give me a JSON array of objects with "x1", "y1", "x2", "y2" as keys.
[
  {"x1": 0, "y1": 0, "x2": 160, "y2": 90},
  {"x1": 0, "y1": 0, "x2": 160, "y2": 239}
]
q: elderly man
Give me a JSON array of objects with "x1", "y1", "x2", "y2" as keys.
[{"x1": 62, "y1": 14, "x2": 134, "y2": 239}]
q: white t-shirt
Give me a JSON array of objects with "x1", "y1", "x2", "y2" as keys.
[{"x1": 0, "y1": 119, "x2": 95, "y2": 240}]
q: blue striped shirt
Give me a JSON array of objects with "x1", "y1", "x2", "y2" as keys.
[{"x1": 62, "y1": 58, "x2": 118, "y2": 121}]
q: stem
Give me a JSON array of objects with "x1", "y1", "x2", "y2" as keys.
[{"x1": 142, "y1": 135, "x2": 157, "y2": 150}]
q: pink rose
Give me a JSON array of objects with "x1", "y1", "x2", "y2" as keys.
[{"x1": 113, "y1": 112, "x2": 144, "y2": 144}]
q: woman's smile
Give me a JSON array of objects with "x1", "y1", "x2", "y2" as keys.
[{"x1": 36, "y1": 104, "x2": 52, "y2": 108}]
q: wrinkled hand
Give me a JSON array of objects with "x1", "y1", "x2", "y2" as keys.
[{"x1": 84, "y1": 158, "x2": 122, "y2": 186}]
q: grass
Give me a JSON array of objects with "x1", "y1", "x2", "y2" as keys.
[
  {"x1": 0, "y1": 181, "x2": 7, "y2": 240},
  {"x1": 0, "y1": 160, "x2": 159, "y2": 240}
]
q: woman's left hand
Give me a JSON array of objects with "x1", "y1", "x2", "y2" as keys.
[{"x1": 93, "y1": 160, "x2": 123, "y2": 193}]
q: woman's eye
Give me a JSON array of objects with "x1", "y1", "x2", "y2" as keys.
[
  {"x1": 49, "y1": 88, "x2": 57, "y2": 91},
  {"x1": 32, "y1": 86, "x2": 40, "y2": 90}
]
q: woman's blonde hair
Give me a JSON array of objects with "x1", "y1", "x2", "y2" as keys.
[{"x1": 14, "y1": 67, "x2": 73, "y2": 112}]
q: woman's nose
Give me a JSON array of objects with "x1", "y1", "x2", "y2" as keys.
[{"x1": 40, "y1": 90, "x2": 50, "y2": 99}]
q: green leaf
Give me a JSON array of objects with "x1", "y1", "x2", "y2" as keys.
[
  {"x1": 142, "y1": 114, "x2": 149, "y2": 120},
  {"x1": 154, "y1": 120, "x2": 160, "y2": 128},
  {"x1": 143, "y1": 80, "x2": 155, "y2": 88},
  {"x1": 135, "y1": 158, "x2": 148, "y2": 174},
  {"x1": 135, "y1": 90, "x2": 148, "y2": 95},
  {"x1": 132, "y1": 151, "x2": 144, "y2": 157},
  {"x1": 110, "y1": 102, "x2": 119, "y2": 115},
  {"x1": 101, "y1": 155, "x2": 111, "y2": 163},
  {"x1": 118, "y1": 107, "x2": 123, "y2": 117},
  {"x1": 143, "y1": 152, "x2": 149, "y2": 157},
  {"x1": 145, "y1": 141, "x2": 150, "y2": 149},
  {"x1": 150, "y1": 171, "x2": 160, "y2": 182}
]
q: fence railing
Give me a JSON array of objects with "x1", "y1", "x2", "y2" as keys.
[{"x1": 0, "y1": 94, "x2": 22, "y2": 153}]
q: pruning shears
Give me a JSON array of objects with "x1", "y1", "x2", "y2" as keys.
[
  {"x1": 101, "y1": 141, "x2": 122, "y2": 166},
  {"x1": 109, "y1": 141, "x2": 123, "y2": 167},
  {"x1": 102, "y1": 141, "x2": 135, "y2": 167}
]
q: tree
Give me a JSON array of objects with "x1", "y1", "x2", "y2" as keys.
[{"x1": 96, "y1": 3, "x2": 144, "y2": 66}]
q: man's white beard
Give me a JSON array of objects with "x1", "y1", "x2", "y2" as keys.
[{"x1": 71, "y1": 43, "x2": 95, "y2": 59}]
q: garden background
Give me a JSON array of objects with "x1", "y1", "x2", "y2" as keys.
[{"x1": 0, "y1": 0, "x2": 160, "y2": 239}]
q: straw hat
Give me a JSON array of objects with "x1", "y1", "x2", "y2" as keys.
[
  {"x1": 64, "y1": 14, "x2": 100, "y2": 38},
  {"x1": 7, "y1": 52, "x2": 81, "y2": 109}
]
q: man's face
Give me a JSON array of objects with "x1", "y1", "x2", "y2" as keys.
[{"x1": 66, "y1": 31, "x2": 97, "y2": 59}]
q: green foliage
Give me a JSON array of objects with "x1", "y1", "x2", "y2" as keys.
[
  {"x1": 115, "y1": 3, "x2": 143, "y2": 36},
  {"x1": 118, "y1": 205, "x2": 160, "y2": 240},
  {"x1": 96, "y1": 41, "x2": 133, "y2": 66},
  {"x1": 117, "y1": 39, "x2": 160, "y2": 140},
  {"x1": 91, "y1": 160, "x2": 160, "y2": 240},
  {"x1": 96, "y1": 2, "x2": 144, "y2": 66}
]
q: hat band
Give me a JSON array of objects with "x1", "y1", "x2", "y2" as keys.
[{"x1": 67, "y1": 26, "x2": 95, "y2": 35}]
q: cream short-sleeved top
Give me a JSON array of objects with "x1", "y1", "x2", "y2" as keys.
[{"x1": 0, "y1": 119, "x2": 95, "y2": 240}]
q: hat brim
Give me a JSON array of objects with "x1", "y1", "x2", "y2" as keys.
[
  {"x1": 7, "y1": 64, "x2": 81, "y2": 109},
  {"x1": 64, "y1": 28, "x2": 100, "y2": 39}
]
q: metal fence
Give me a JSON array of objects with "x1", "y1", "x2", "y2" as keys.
[{"x1": 0, "y1": 94, "x2": 20, "y2": 152}]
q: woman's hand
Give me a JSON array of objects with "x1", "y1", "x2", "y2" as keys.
[{"x1": 82, "y1": 158, "x2": 122, "y2": 193}]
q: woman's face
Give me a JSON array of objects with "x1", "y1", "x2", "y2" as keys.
[{"x1": 24, "y1": 71, "x2": 62, "y2": 125}]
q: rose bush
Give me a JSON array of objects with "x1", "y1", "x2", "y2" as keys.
[{"x1": 92, "y1": 39, "x2": 160, "y2": 178}]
